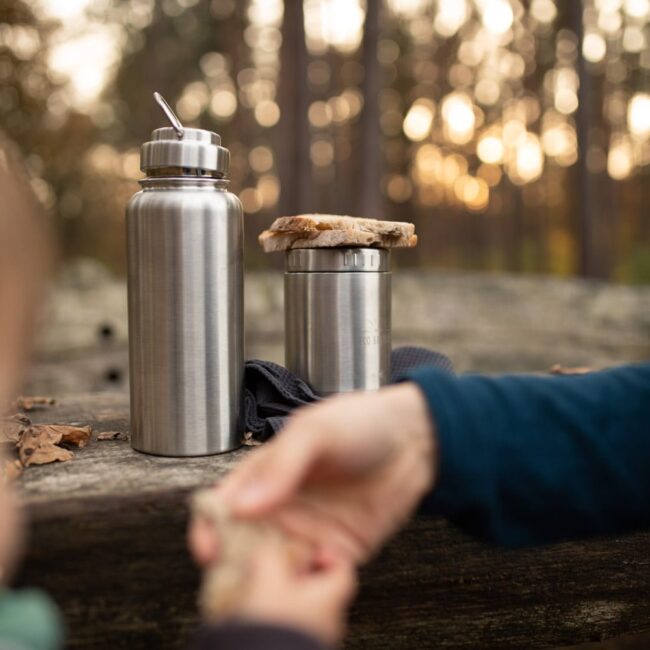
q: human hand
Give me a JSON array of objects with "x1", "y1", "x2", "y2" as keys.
[
  {"x1": 0, "y1": 160, "x2": 51, "y2": 403},
  {"x1": 0, "y1": 475, "x2": 24, "y2": 585},
  {"x1": 191, "y1": 382, "x2": 436, "y2": 566},
  {"x1": 228, "y1": 542, "x2": 356, "y2": 646}
]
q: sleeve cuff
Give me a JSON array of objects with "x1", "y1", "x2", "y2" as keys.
[
  {"x1": 190, "y1": 622, "x2": 328, "y2": 650},
  {"x1": 406, "y1": 367, "x2": 481, "y2": 517}
]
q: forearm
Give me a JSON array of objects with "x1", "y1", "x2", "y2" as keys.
[{"x1": 409, "y1": 363, "x2": 650, "y2": 546}]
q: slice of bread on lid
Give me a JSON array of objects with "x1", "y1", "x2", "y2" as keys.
[
  {"x1": 259, "y1": 214, "x2": 418, "y2": 252},
  {"x1": 269, "y1": 214, "x2": 415, "y2": 238},
  {"x1": 259, "y1": 228, "x2": 417, "y2": 252}
]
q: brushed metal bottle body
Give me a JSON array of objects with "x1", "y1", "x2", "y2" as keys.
[
  {"x1": 126, "y1": 177, "x2": 244, "y2": 456},
  {"x1": 285, "y1": 248, "x2": 391, "y2": 396}
]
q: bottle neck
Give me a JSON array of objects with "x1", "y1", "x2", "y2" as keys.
[
  {"x1": 144, "y1": 166, "x2": 224, "y2": 178},
  {"x1": 139, "y1": 168, "x2": 229, "y2": 190}
]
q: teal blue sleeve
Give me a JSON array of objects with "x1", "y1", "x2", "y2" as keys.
[
  {"x1": 0, "y1": 589, "x2": 63, "y2": 650},
  {"x1": 408, "y1": 363, "x2": 650, "y2": 547}
]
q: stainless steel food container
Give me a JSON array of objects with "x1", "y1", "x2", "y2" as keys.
[
  {"x1": 126, "y1": 94, "x2": 244, "y2": 456},
  {"x1": 285, "y1": 247, "x2": 391, "y2": 395}
]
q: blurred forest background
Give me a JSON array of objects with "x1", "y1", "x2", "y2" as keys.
[{"x1": 1, "y1": 0, "x2": 649, "y2": 281}]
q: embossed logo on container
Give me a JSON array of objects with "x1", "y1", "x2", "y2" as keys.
[{"x1": 360, "y1": 317, "x2": 389, "y2": 346}]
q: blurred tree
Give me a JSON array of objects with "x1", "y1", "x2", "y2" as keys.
[
  {"x1": 277, "y1": 0, "x2": 310, "y2": 216},
  {"x1": 0, "y1": 0, "x2": 53, "y2": 155},
  {"x1": 1, "y1": 0, "x2": 648, "y2": 282},
  {"x1": 0, "y1": 0, "x2": 125, "y2": 271},
  {"x1": 100, "y1": 0, "x2": 278, "y2": 263},
  {"x1": 102, "y1": 1, "x2": 246, "y2": 146}
]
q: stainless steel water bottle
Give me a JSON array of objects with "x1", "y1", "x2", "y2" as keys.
[
  {"x1": 126, "y1": 93, "x2": 243, "y2": 456},
  {"x1": 285, "y1": 247, "x2": 391, "y2": 395}
]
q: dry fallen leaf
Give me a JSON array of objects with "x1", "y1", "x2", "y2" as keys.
[
  {"x1": 96, "y1": 430, "x2": 127, "y2": 441},
  {"x1": 32, "y1": 423, "x2": 92, "y2": 448},
  {"x1": 0, "y1": 414, "x2": 31, "y2": 444},
  {"x1": 242, "y1": 431, "x2": 262, "y2": 447},
  {"x1": 19, "y1": 426, "x2": 74, "y2": 467},
  {"x1": 13, "y1": 396, "x2": 56, "y2": 412},
  {"x1": 549, "y1": 364, "x2": 593, "y2": 376},
  {"x1": 2, "y1": 412, "x2": 92, "y2": 473}
]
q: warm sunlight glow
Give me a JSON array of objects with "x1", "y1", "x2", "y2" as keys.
[
  {"x1": 40, "y1": 0, "x2": 123, "y2": 110},
  {"x1": 477, "y1": 133, "x2": 505, "y2": 164},
  {"x1": 607, "y1": 137, "x2": 634, "y2": 179},
  {"x1": 49, "y1": 28, "x2": 122, "y2": 108},
  {"x1": 403, "y1": 99, "x2": 435, "y2": 141},
  {"x1": 441, "y1": 92, "x2": 475, "y2": 144},
  {"x1": 304, "y1": 0, "x2": 365, "y2": 54},
  {"x1": 434, "y1": 0, "x2": 469, "y2": 37},
  {"x1": 628, "y1": 93, "x2": 650, "y2": 137},
  {"x1": 513, "y1": 133, "x2": 544, "y2": 183},
  {"x1": 482, "y1": 0, "x2": 514, "y2": 35},
  {"x1": 583, "y1": 32, "x2": 607, "y2": 62},
  {"x1": 39, "y1": 0, "x2": 93, "y2": 20}
]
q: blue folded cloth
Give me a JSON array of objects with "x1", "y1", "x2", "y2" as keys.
[{"x1": 243, "y1": 346, "x2": 453, "y2": 440}]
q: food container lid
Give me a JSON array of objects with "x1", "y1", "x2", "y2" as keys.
[
  {"x1": 140, "y1": 92, "x2": 229, "y2": 176},
  {"x1": 285, "y1": 248, "x2": 390, "y2": 273}
]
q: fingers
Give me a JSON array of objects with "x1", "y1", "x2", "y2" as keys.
[
  {"x1": 312, "y1": 555, "x2": 358, "y2": 608},
  {"x1": 187, "y1": 516, "x2": 220, "y2": 567},
  {"x1": 301, "y1": 552, "x2": 358, "y2": 646},
  {"x1": 274, "y1": 502, "x2": 367, "y2": 564},
  {"x1": 218, "y1": 390, "x2": 402, "y2": 518},
  {"x1": 220, "y1": 423, "x2": 325, "y2": 517},
  {"x1": 249, "y1": 541, "x2": 357, "y2": 611}
]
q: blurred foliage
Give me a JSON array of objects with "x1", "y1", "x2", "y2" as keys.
[
  {"x1": 0, "y1": 0, "x2": 648, "y2": 281},
  {"x1": 0, "y1": 0, "x2": 127, "y2": 270}
]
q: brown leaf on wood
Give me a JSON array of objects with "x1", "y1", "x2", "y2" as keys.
[
  {"x1": 13, "y1": 396, "x2": 56, "y2": 412},
  {"x1": 0, "y1": 414, "x2": 31, "y2": 444},
  {"x1": 19, "y1": 426, "x2": 74, "y2": 467},
  {"x1": 242, "y1": 431, "x2": 262, "y2": 447},
  {"x1": 96, "y1": 430, "x2": 127, "y2": 441},
  {"x1": 549, "y1": 364, "x2": 594, "y2": 376},
  {"x1": 31, "y1": 423, "x2": 92, "y2": 448}
]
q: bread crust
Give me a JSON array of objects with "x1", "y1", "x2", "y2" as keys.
[
  {"x1": 269, "y1": 214, "x2": 415, "y2": 238},
  {"x1": 259, "y1": 229, "x2": 418, "y2": 252}
]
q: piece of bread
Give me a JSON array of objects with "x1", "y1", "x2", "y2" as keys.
[
  {"x1": 259, "y1": 229, "x2": 418, "y2": 252},
  {"x1": 270, "y1": 214, "x2": 415, "y2": 238},
  {"x1": 191, "y1": 489, "x2": 311, "y2": 622}
]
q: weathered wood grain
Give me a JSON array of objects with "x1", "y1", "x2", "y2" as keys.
[
  {"x1": 17, "y1": 392, "x2": 248, "y2": 507},
  {"x1": 13, "y1": 393, "x2": 650, "y2": 649}
]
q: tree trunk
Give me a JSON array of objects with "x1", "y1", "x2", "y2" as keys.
[
  {"x1": 357, "y1": 0, "x2": 383, "y2": 218},
  {"x1": 571, "y1": 0, "x2": 607, "y2": 278},
  {"x1": 278, "y1": 0, "x2": 311, "y2": 216}
]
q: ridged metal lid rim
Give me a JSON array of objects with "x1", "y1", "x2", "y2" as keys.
[{"x1": 285, "y1": 247, "x2": 390, "y2": 272}]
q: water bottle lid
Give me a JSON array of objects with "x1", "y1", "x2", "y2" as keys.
[
  {"x1": 285, "y1": 248, "x2": 390, "y2": 273},
  {"x1": 140, "y1": 92, "x2": 230, "y2": 176}
]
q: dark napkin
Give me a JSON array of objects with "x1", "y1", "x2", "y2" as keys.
[{"x1": 243, "y1": 346, "x2": 453, "y2": 441}]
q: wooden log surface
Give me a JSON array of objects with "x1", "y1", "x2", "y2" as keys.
[{"x1": 13, "y1": 393, "x2": 650, "y2": 649}]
